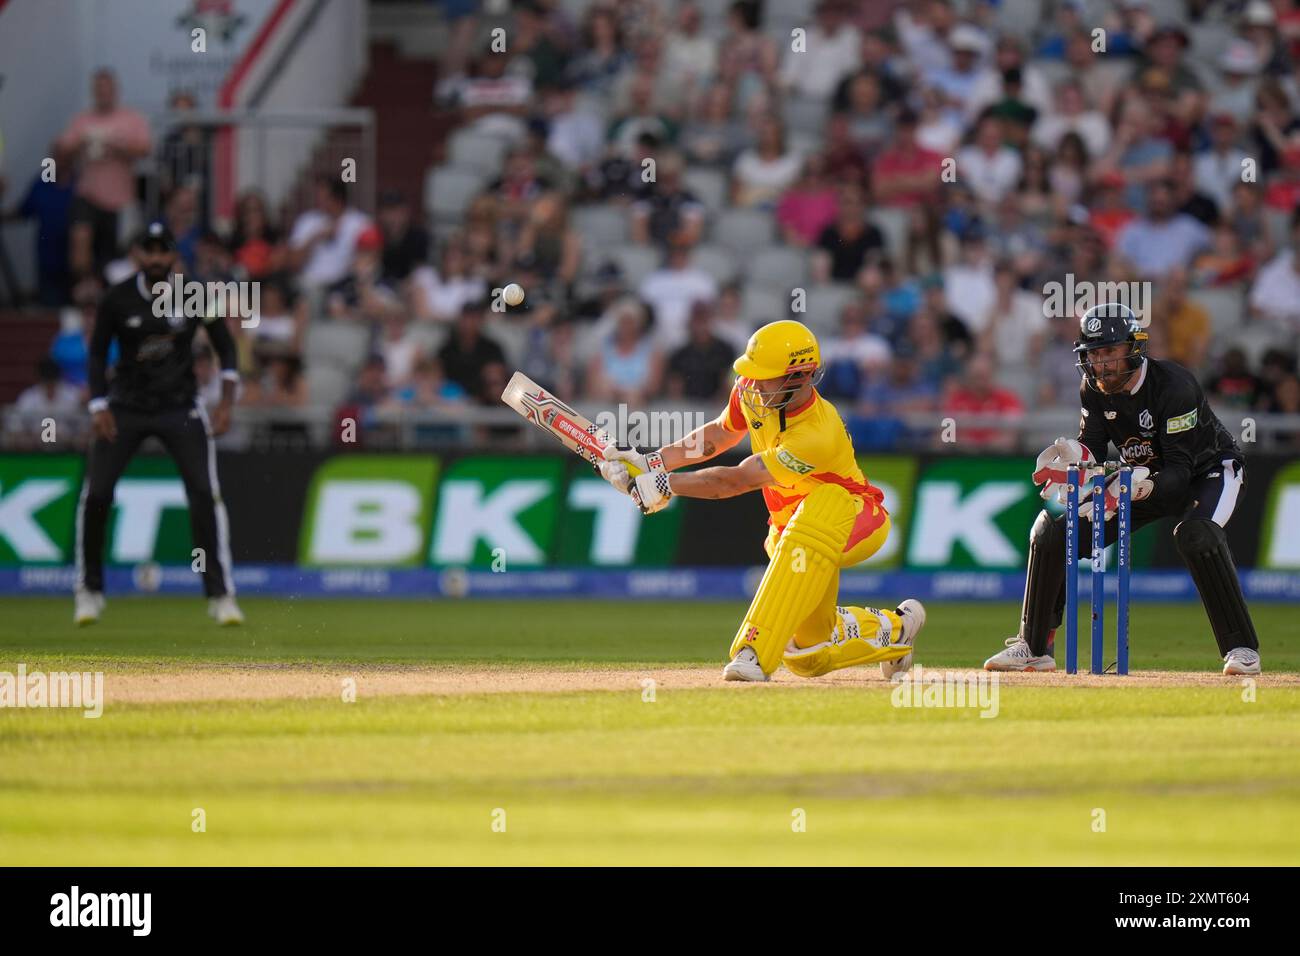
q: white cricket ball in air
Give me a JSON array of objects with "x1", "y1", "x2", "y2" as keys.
[{"x1": 502, "y1": 283, "x2": 525, "y2": 307}]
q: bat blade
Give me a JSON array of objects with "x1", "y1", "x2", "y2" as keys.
[{"x1": 501, "y1": 372, "x2": 640, "y2": 477}]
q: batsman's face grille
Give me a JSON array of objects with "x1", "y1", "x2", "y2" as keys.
[{"x1": 737, "y1": 367, "x2": 823, "y2": 416}]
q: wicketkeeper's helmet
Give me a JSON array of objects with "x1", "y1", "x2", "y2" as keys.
[{"x1": 1073, "y1": 302, "x2": 1148, "y2": 392}]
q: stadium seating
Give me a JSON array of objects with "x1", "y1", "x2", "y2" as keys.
[
  {"x1": 689, "y1": 244, "x2": 739, "y2": 284},
  {"x1": 682, "y1": 167, "x2": 729, "y2": 212},
  {"x1": 712, "y1": 208, "x2": 778, "y2": 257},
  {"x1": 446, "y1": 129, "x2": 511, "y2": 177},
  {"x1": 746, "y1": 245, "x2": 809, "y2": 292},
  {"x1": 572, "y1": 205, "x2": 631, "y2": 249}
]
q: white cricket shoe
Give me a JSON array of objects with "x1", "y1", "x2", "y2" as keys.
[
  {"x1": 882, "y1": 599, "x2": 925, "y2": 679},
  {"x1": 1222, "y1": 647, "x2": 1261, "y2": 676},
  {"x1": 208, "y1": 596, "x2": 245, "y2": 626},
  {"x1": 984, "y1": 636, "x2": 1057, "y2": 672},
  {"x1": 73, "y1": 589, "x2": 105, "y2": 626},
  {"x1": 722, "y1": 646, "x2": 769, "y2": 682}
]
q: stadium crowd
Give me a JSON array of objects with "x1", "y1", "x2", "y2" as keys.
[{"x1": 7, "y1": 0, "x2": 1300, "y2": 451}]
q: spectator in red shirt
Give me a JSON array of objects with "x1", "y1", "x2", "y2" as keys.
[
  {"x1": 1087, "y1": 171, "x2": 1135, "y2": 249},
  {"x1": 872, "y1": 109, "x2": 944, "y2": 272},
  {"x1": 821, "y1": 111, "x2": 871, "y2": 192},
  {"x1": 873, "y1": 109, "x2": 944, "y2": 208},
  {"x1": 776, "y1": 153, "x2": 839, "y2": 247},
  {"x1": 229, "y1": 190, "x2": 286, "y2": 279},
  {"x1": 942, "y1": 352, "x2": 1024, "y2": 450},
  {"x1": 1265, "y1": 146, "x2": 1300, "y2": 211}
]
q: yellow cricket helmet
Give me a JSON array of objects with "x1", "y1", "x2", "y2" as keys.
[
  {"x1": 734, "y1": 319, "x2": 821, "y2": 380},
  {"x1": 733, "y1": 320, "x2": 823, "y2": 413}
]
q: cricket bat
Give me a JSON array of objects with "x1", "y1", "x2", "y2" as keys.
[{"x1": 500, "y1": 371, "x2": 644, "y2": 481}]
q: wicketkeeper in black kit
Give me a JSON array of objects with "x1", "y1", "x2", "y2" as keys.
[
  {"x1": 74, "y1": 222, "x2": 244, "y2": 626},
  {"x1": 985, "y1": 303, "x2": 1261, "y2": 675}
]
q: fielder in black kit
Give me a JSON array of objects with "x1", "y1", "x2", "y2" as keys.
[
  {"x1": 985, "y1": 303, "x2": 1261, "y2": 675},
  {"x1": 74, "y1": 222, "x2": 244, "y2": 626}
]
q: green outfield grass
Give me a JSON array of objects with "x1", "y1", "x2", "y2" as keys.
[
  {"x1": 4, "y1": 596, "x2": 1299, "y2": 671},
  {"x1": 1, "y1": 597, "x2": 1297, "y2": 865}
]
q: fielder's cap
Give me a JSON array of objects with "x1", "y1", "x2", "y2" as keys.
[
  {"x1": 1243, "y1": 0, "x2": 1276, "y2": 26},
  {"x1": 949, "y1": 24, "x2": 987, "y2": 54},
  {"x1": 135, "y1": 221, "x2": 177, "y2": 251}
]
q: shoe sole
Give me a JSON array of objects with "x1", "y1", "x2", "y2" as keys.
[
  {"x1": 883, "y1": 600, "x2": 925, "y2": 678},
  {"x1": 722, "y1": 665, "x2": 768, "y2": 682},
  {"x1": 983, "y1": 660, "x2": 1057, "y2": 672}
]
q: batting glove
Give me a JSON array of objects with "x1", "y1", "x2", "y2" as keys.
[
  {"x1": 598, "y1": 445, "x2": 664, "y2": 495},
  {"x1": 630, "y1": 470, "x2": 673, "y2": 514}
]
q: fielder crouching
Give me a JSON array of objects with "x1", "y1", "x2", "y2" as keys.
[
  {"x1": 985, "y1": 303, "x2": 1261, "y2": 675},
  {"x1": 597, "y1": 319, "x2": 922, "y2": 683}
]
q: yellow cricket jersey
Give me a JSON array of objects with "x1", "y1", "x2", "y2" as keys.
[{"x1": 716, "y1": 385, "x2": 886, "y2": 538}]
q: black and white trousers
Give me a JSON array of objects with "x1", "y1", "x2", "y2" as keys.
[{"x1": 76, "y1": 401, "x2": 234, "y2": 597}]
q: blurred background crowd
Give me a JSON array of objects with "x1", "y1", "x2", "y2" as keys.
[{"x1": 5, "y1": 0, "x2": 1300, "y2": 451}]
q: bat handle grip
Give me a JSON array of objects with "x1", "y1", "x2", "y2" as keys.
[{"x1": 623, "y1": 462, "x2": 643, "y2": 492}]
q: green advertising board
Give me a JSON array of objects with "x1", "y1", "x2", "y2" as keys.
[
  {"x1": 0, "y1": 454, "x2": 196, "y2": 565},
  {"x1": 299, "y1": 455, "x2": 440, "y2": 567}
]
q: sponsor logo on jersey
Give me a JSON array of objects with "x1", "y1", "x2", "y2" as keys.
[
  {"x1": 775, "y1": 447, "x2": 814, "y2": 476},
  {"x1": 136, "y1": 335, "x2": 175, "y2": 362},
  {"x1": 1120, "y1": 437, "x2": 1155, "y2": 463},
  {"x1": 1139, "y1": 409, "x2": 1153, "y2": 430},
  {"x1": 1105, "y1": 411, "x2": 1117, "y2": 419},
  {"x1": 1166, "y1": 408, "x2": 1198, "y2": 434},
  {"x1": 126, "y1": 315, "x2": 143, "y2": 328}
]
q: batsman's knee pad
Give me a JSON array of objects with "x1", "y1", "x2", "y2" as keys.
[
  {"x1": 729, "y1": 484, "x2": 856, "y2": 675},
  {"x1": 782, "y1": 605, "x2": 910, "y2": 678},
  {"x1": 1174, "y1": 518, "x2": 1258, "y2": 654}
]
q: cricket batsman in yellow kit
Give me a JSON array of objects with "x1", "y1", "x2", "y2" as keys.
[{"x1": 599, "y1": 319, "x2": 925, "y2": 682}]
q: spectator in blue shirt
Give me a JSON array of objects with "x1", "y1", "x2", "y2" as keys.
[
  {"x1": 1114, "y1": 179, "x2": 1212, "y2": 279},
  {"x1": 12, "y1": 167, "x2": 75, "y2": 305}
]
